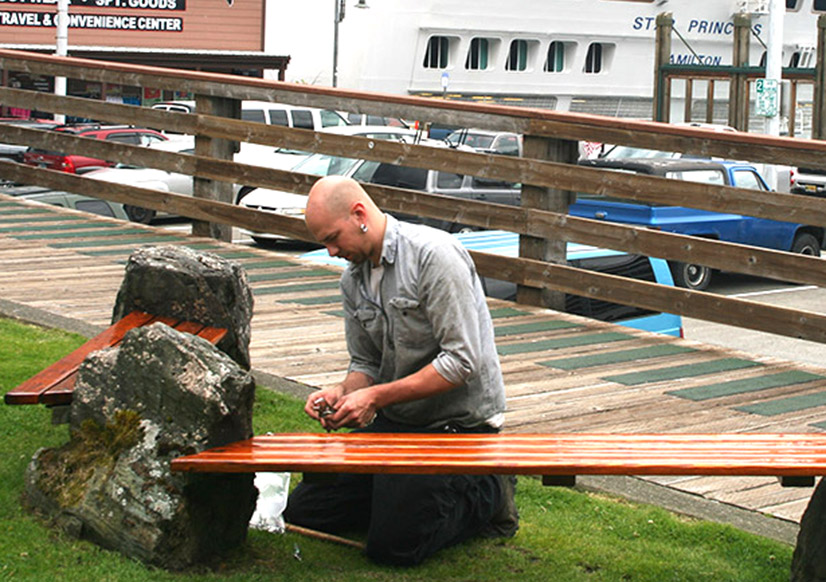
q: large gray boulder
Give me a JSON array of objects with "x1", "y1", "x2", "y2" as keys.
[
  {"x1": 24, "y1": 323, "x2": 257, "y2": 570},
  {"x1": 112, "y1": 245, "x2": 253, "y2": 370},
  {"x1": 792, "y1": 479, "x2": 826, "y2": 582}
]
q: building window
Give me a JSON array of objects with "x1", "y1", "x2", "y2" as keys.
[
  {"x1": 506, "y1": 39, "x2": 529, "y2": 71},
  {"x1": 466, "y1": 38, "x2": 490, "y2": 70},
  {"x1": 544, "y1": 41, "x2": 565, "y2": 72},
  {"x1": 585, "y1": 43, "x2": 603, "y2": 73},
  {"x1": 423, "y1": 36, "x2": 450, "y2": 69}
]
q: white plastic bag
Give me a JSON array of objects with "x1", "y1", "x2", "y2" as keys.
[{"x1": 249, "y1": 472, "x2": 291, "y2": 534}]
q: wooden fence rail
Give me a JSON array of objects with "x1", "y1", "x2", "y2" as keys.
[{"x1": 1, "y1": 49, "x2": 825, "y2": 346}]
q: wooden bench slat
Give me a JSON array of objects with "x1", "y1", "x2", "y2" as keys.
[
  {"x1": 38, "y1": 372, "x2": 78, "y2": 407},
  {"x1": 4, "y1": 310, "x2": 156, "y2": 405},
  {"x1": 170, "y1": 433, "x2": 826, "y2": 478},
  {"x1": 173, "y1": 320, "x2": 229, "y2": 345},
  {"x1": 5, "y1": 311, "x2": 228, "y2": 406}
]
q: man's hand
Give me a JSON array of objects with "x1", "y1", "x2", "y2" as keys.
[
  {"x1": 304, "y1": 385, "x2": 344, "y2": 424},
  {"x1": 323, "y1": 388, "x2": 378, "y2": 431}
]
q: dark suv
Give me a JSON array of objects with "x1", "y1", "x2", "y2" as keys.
[{"x1": 23, "y1": 125, "x2": 167, "y2": 174}]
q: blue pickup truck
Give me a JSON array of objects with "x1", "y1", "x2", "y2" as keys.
[{"x1": 573, "y1": 158, "x2": 824, "y2": 290}]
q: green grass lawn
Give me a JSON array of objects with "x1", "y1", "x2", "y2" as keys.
[{"x1": 0, "y1": 316, "x2": 795, "y2": 581}]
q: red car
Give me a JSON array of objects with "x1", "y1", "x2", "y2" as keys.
[{"x1": 23, "y1": 125, "x2": 167, "y2": 174}]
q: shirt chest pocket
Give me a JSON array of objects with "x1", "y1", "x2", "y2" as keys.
[
  {"x1": 354, "y1": 306, "x2": 385, "y2": 348},
  {"x1": 388, "y1": 297, "x2": 436, "y2": 348}
]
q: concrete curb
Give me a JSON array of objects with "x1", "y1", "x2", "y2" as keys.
[{"x1": 0, "y1": 297, "x2": 800, "y2": 546}]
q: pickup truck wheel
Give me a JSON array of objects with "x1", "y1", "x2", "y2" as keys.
[
  {"x1": 235, "y1": 186, "x2": 255, "y2": 205},
  {"x1": 792, "y1": 233, "x2": 821, "y2": 256},
  {"x1": 671, "y1": 262, "x2": 712, "y2": 291},
  {"x1": 124, "y1": 205, "x2": 156, "y2": 224}
]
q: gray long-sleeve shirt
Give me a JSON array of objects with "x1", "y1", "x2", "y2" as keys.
[{"x1": 340, "y1": 215, "x2": 506, "y2": 430}]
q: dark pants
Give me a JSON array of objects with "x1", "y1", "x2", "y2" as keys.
[{"x1": 282, "y1": 415, "x2": 502, "y2": 566}]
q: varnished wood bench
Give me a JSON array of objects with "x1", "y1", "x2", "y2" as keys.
[
  {"x1": 4, "y1": 310, "x2": 228, "y2": 406},
  {"x1": 170, "y1": 432, "x2": 826, "y2": 488}
]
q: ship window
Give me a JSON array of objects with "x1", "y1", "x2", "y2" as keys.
[
  {"x1": 466, "y1": 38, "x2": 490, "y2": 70},
  {"x1": 789, "y1": 52, "x2": 801, "y2": 67},
  {"x1": 544, "y1": 41, "x2": 565, "y2": 72},
  {"x1": 815, "y1": 0, "x2": 826, "y2": 10},
  {"x1": 506, "y1": 40, "x2": 529, "y2": 71},
  {"x1": 786, "y1": 0, "x2": 799, "y2": 8},
  {"x1": 424, "y1": 36, "x2": 450, "y2": 69},
  {"x1": 585, "y1": 43, "x2": 603, "y2": 73}
]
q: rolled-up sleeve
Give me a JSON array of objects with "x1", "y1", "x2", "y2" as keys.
[{"x1": 418, "y1": 243, "x2": 482, "y2": 386}]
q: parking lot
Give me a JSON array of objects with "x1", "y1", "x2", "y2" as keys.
[{"x1": 685, "y1": 272, "x2": 826, "y2": 368}]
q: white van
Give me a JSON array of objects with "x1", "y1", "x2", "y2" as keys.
[
  {"x1": 150, "y1": 100, "x2": 349, "y2": 131},
  {"x1": 240, "y1": 101, "x2": 348, "y2": 130}
]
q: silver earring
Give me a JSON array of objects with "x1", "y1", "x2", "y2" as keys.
[{"x1": 360, "y1": 224, "x2": 369, "y2": 233}]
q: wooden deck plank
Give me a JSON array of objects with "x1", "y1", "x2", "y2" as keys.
[{"x1": 3, "y1": 196, "x2": 826, "y2": 523}]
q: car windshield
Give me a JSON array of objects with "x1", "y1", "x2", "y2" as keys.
[
  {"x1": 602, "y1": 146, "x2": 676, "y2": 159},
  {"x1": 293, "y1": 152, "x2": 361, "y2": 176},
  {"x1": 447, "y1": 132, "x2": 495, "y2": 149}
]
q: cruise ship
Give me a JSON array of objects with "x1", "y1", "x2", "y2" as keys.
[{"x1": 270, "y1": 0, "x2": 821, "y2": 129}]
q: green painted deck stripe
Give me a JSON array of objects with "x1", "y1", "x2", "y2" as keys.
[
  {"x1": 604, "y1": 358, "x2": 761, "y2": 386},
  {"x1": 17, "y1": 228, "x2": 150, "y2": 239},
  {"x1": 488, "y1": 307, "x2": 530, "y2": 319},
  {"x1": 737, "y1": 391, "x2": 826, "y2": 417},
  {"x1": 0, "y1": 207, "x2": 52, "y2": 214},
  {"x1": 207, "y1": 250, "x2": 261, "y2": 259},
  {"x1": 79, "y1": 248, "x2": 141, "y2": 256},
  {"x1": 668, "y1": 370, "x2": 826, "y2": 402},
  {"x1": 253, "y1": 280, "x2": 341, "y2": 295},
  {"x1": 0, "y1": 214, "x2": 87, "y2": 223},
  {"x1": 247, "y1": 269, "x2": 334, "y2": 282},
  {"x1": 52, "y1": 236, "x2": 184, "y2": 248},
  {"x1": 240, "y1": 260, "x2": 294, "y2": 270},
  {"x1": 494, "y1": 320, "x2": 581, "y2": 337},
  {"x1": 539, "y1": 344, "x2": 696, "y2": 371},
  {"x1": 185, "y1": 242, "x2": 224, "y2": 250},
  {"x1": 809, "y1": 420, "x2": 826, "y2": 430},
  {"x1": 496, "y1": 331, "x2": 632, "y2": 356},
  {"x1": 0, "y1": 222, "x2": 118, "y2": 233},
  {"x1": 287, "y1": 295, "x2": 342, "y2": 306},
  {"x1": 324, "y1": 309, "x2": 346, "y2": 318}
]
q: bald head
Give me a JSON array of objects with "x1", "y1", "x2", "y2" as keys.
[
  {"x1": 307, "y1": 176, "x2": 370, "y2": 225},
  {"x1": 305, "y1": 176, "x2": 386, "y2": 265}
]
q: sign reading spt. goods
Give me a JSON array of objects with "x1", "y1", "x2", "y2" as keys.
[{"x1": 0, "y1": 0, "x2": 185, "y2": 9}]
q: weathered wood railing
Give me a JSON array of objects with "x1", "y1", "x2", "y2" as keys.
[{"x1": 1, "y1": 48, "x2": 826, "y2": 345}]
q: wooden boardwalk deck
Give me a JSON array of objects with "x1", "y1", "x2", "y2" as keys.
[{"x1": 2, "y1": 193, "x2": 826, "y2": 528}]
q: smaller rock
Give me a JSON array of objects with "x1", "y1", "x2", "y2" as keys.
[{"x1": 112, "y1": 245, "x2": 254, "y2": 369}]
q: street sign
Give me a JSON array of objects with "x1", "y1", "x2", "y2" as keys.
[{"x1": 755, "y1": 78, "x2": 779, "y2": 117}]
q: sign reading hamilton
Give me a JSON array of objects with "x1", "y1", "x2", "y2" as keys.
[{"x1": 0, "y1": 0, "x2": 184, "y2": 31}]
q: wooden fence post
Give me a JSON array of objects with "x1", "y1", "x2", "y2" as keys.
[
  {"x1": 192, "y1": 95, "x2": 240, "y2": 241},
  {"x1": 813, "y1": 14, "x2": 826, "y2": 140},
  {"x1": 729, "y1": 13, "x2": 751, "y2": 131},
  {"x1": 653, "y1": 12, "x2": 673, "y2": 122},
  {"x1": 517, "y1": 135, "x2": 577, "y2": 311}
]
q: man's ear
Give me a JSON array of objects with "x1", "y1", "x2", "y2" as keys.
[{"x1": 351, "y1": 201, "x2": 368, "y2": 222}]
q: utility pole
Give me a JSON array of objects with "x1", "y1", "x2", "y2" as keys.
[
  {"x1": 332, "y1": 0, "x2": 344, "y2": 87},
  {"x1": 54, "y1": 0, "x2": 68, "y2": 124},
  {"x1": 763, "y1": 0, "x2": 785, "y2": 189}
]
